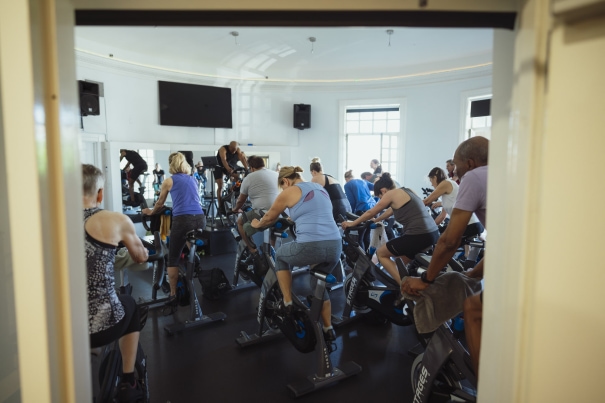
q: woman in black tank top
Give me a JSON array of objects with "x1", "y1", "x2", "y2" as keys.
[
  {"x1": 309, "y1": 157, "x2": 351, "y2": 221},
  {"x1": 342, "y1": 172, "x2": 439, "y2": 284}
]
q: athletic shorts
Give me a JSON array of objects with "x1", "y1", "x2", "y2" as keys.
[
  {"x1": 130, "y1": 163, "x2": 148, "y2": 181},
  {"x1": 385, "y1": 230, "x2": 440, "y2": 259},
  {"x1": 241, "y1": 209, "x2": 267, "y2": 237},
  {"x1": 213, "y1": 165, "x2": 232, "y2": 180},
  {"x1": 90, "y1": 294, "x2": 140, "y2": 348}
]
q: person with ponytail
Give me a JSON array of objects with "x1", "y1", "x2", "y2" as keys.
[
  {"x1": 423, "y1": 167, "x2": 483, "y2": 238},
  {"x1": 250, "y1": 166, "x2": 341, "y2": 342},
  {"x1": 309, "y1": 157, "x2": 351, "y2": 222},
  {"x1": 342, "y1": 172, "x2": 439, "y2": 284},
  {"x1": 142, "y1": 152, "x2": 205, "y2": 313}
]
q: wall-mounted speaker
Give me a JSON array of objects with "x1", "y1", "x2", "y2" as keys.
[
  {"x1": 293, "y1": 104, "x2": 311, "y2": 130},
  {"x1": 78, "y1": 80, "x2": 100, "y2": 116}
]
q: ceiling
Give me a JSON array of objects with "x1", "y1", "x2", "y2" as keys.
[{"x1": 74, "y1": 26, "x2": 493, "y2": 81}]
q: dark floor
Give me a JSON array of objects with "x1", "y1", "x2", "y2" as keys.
[{"x1": 129, "y1": 236, "x2": 419, "y2": 403}]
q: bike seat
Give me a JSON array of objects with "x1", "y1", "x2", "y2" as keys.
[
  {"x1": 185, "y1": 229, "x2": 206, "y2": 242},
  {"x1": 414, "y1": 253, "x2": 432, "y2": 268}
]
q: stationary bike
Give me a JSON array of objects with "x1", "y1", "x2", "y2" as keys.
[
  {"x1": 90, "y1": 232, "x2": 165, "y2": 403},
  {"x1": 235, "y1": 229, "x2": 362, "y2": 397},
  {"x1": 337, "y1": 220, "x2": 414, "y2": 327},
  {"x1": 163, "y1": 228, "x2": 227, "y2": 335},
  {"x1": 230, "y1": 214, "x2": 290, "y2": 289},
  {"x1": 400, "y1": 257, "x2": 479, "y2": 403},
  {"x1": 122, "y1": 171, "x2": 149, "y2": 210},
  {"x1": 115, "y1": 226, "x2": 171, "y2": 310}
]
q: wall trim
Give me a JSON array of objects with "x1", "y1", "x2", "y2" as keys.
[{"x1": 75, "y1": 50, "x2": 492, "y2": 92}]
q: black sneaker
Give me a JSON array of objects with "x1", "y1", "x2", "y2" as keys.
[
  {"x1": 116, "y1": 380, "x2": 143, "y2": 403},
  {"x1": 323, "y1": 328, "x2": 336, "y2": 342},
  {"x1": 162, "y1": 294, "x2": 178, "y2": 316}
]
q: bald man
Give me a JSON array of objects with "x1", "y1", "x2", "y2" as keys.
[
  {"x1": 215, "y1": 141, "x2": 249, "y2": 214},
  {"x1": 402, "y1": 136, "x2": 489, "y2": 375}
]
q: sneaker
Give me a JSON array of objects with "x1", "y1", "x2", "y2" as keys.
[
  {"x1": 323, "y1": 328, "x2": 336, "y2": 342},
  {"x1": 162, "y1": 294, "x2": 178, "y2": 316},
  {"x1": 116, "y1": 380, "x2": 143, "y2": 403}
]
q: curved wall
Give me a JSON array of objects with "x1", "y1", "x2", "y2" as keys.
[{"x1": 76, "y1": 51, "x2": 491, "y2": 210}]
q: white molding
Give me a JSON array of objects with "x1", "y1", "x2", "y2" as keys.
[{"x1": 75, "y1": 50, "x2": 492, "y2": 93}]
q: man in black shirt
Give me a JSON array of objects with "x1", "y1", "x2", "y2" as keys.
[
  {"x1": 215, "y1": 141, "x2": 249, "y2": 213},
  {"x1": 120, "y1": 149, "x2": 148, "y2": 205}
]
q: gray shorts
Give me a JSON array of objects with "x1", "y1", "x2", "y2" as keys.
[
  {"x1": 241, "y1": 209, "x2": 265, "y2": 237},
  {"x1": 275, "y1": 239, "x2": 342, "y2": 301}
]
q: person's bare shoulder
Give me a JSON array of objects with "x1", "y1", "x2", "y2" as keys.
[{"x1": 85, "y1": 210, "x2": 126, "y2": 245}]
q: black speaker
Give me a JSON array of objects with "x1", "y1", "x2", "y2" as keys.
[
  {"x1": 293, "y1": 104, "x2": 311, "y2": 130},
  {"x1": 78, "y1": 80, "x2": 100, "y2": 116}
]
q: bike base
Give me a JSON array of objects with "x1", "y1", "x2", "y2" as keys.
[
  {"x1": 287, "y1": 361, "x2": 362, "y2": 398},
  {"x1": 164, "y1": 312, "x2": 226, "y2": 336},
  {"x1": 235, "y1": 328, "x2": 283, "y2": 347}
]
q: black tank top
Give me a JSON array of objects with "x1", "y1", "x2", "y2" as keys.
[
  {"x1": 216, "y1": 145, "x2": 239, "y2": 168},
  {"x1": 323, "y1": 174, "x2": 352, "y2": 220},
  {"x1": 323, "y1": 174, "x2": 347, "y2": 201}
]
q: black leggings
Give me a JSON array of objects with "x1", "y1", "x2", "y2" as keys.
[{"x1": 90, "y1": 294, "x2": 140, "y2": 348}]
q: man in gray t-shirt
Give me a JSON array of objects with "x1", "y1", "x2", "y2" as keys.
[
  {"x1": 233, "y1": 156, "x2": 279, "y2": 254},
  {"x1": 402, "y1": 136, "x2": 489, "y2": 375}
]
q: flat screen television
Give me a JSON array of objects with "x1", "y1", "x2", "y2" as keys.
[{"x1": 158, "y1": 81, "x2": 232, "y2": 128}]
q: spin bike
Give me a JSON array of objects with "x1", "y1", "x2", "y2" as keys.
[
  {"x1": 337, "y1": 219, "x2": 414, "y2": 327},
  {"x1": 399, "y1": 257, "x2": 480, "y2": 403},
  {"x1": 90, "y1": 232, "x2": 165, "y2": 403},
  {"x1": 122, "y1": 172, "x2": 149, "y2": 210},
  {"x1": 235, "y1": 221, "x2": 361, "y2": 397},
  {"x1": 116, "y1": 216, "x2": 172, "y2": 310},
  {"x1": 231, "y1": 212, "x2": 345, "y2": 292},
  {"x1": 230, "y1": 213, "x2": 290, "y2": 289},
  {"x1": 163, "y1": 229, "x2": 227, "y2": 335}
]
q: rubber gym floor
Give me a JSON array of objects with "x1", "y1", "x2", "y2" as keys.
[{"x1": 130, "y1": 247, "x2": 419, "y2": 403}]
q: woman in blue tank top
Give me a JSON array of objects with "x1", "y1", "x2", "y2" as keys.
[
  {"x1": 251, "y1": 166, "x2": 341, "y2": 342},
  {"x1": 342, "y1": 172, "x2": 439, "y2": 284},
  {"x1": 143, "y1": 152, "x2": 205, "y2": 313}
]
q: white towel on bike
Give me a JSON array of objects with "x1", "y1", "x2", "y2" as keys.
[{"x1": 403, "y1": 272, "x2": 482, "y2": 334}]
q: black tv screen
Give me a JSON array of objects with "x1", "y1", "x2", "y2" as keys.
[{"x1": 159, "y1": 81, "x2": 232, "y2": 128}]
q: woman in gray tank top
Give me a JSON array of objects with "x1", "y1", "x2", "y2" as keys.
[
  {"x1": 342, "y1": 172, "x2": 439, "y2": 284},
  {"x1": 250, "y1": 166, "x2": 341, "y2": 341}
]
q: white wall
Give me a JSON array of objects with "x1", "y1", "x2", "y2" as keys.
[{"x1": 77, "y1": 52, "x2": 492, "y2": 210}]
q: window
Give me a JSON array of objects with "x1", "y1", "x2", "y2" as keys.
[
  {"x1": 345, "y1": 107, "x2": 400, "y2": 179},
  {"x1": 464, "y1": 95, "x2": 492, "y2": 140}
]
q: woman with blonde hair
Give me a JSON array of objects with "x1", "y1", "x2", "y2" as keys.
[
  {"x1": 309, "y1": 157, "x2": 351, "y2": 221},
  {"x1": 251, "y1": 166, "x2": 342, "y2": 342},
  {"x1": 142, "y1": 152, "x2": 205, "y2": 313}
]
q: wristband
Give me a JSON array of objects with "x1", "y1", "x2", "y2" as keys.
[{"x1": 421, "y1": 271, "x2": 435, "y2": 284}]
